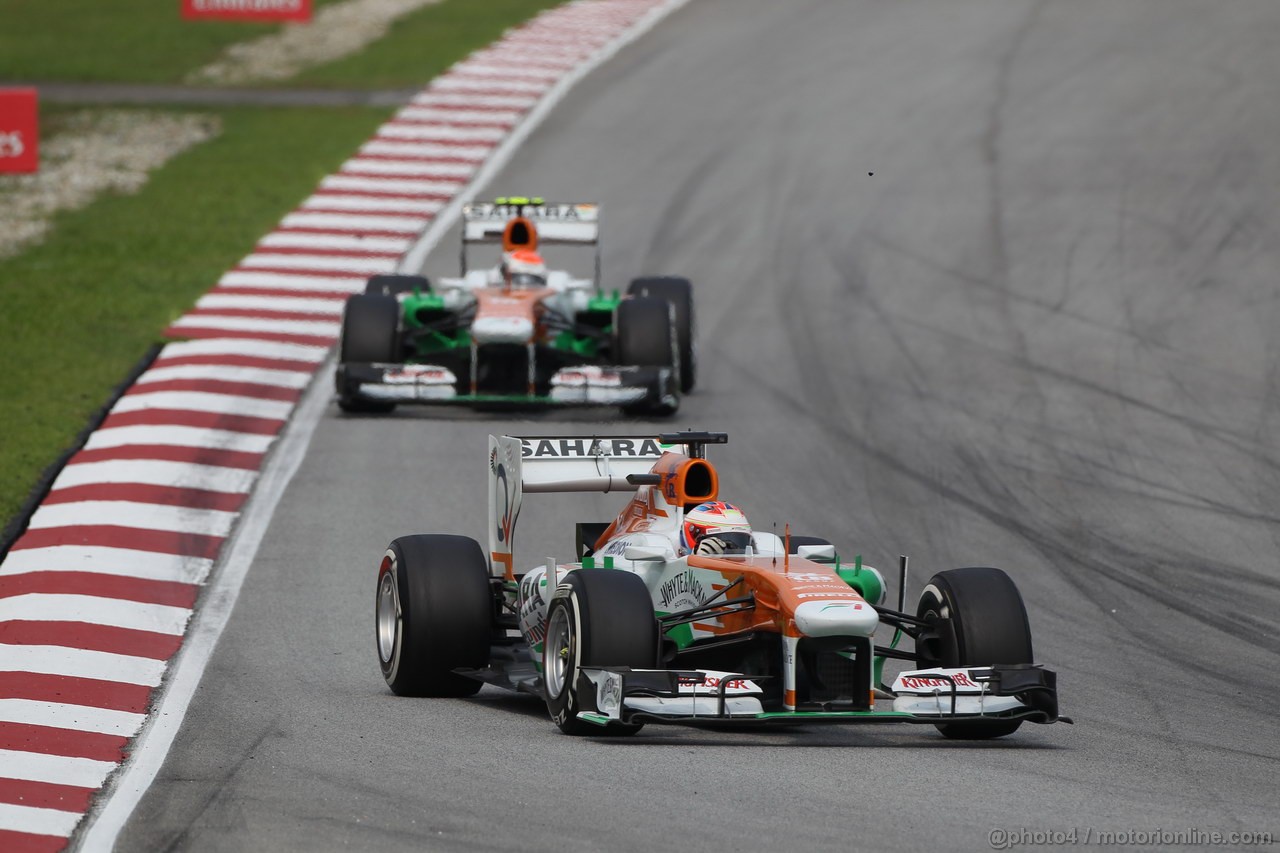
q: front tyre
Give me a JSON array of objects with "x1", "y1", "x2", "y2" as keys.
[
  {"x1": 543, "y1": 569, "x2": 658, "y2": 735},
  {"x1": 338, "y1": 293, "x2": 400, "y2": 413},
  {"x1": 915, "y1": 566, "x2": 1033, "y2": 739},
  {"x1": 376, "y1": 534, "x2": 492, "y2": 697}
]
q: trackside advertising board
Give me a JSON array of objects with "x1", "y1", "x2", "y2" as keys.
[
  {"x1": 0, "y1": 88, "x2": 38, "y2": 173},
  {"x1": 182, "y1": 0, "x2": 313, "y2": 22}
]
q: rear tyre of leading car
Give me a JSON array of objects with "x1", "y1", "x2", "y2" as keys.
[
  {"x1": 376, "y1": 534, "x2": 492, "y2": 697},
  {"x1": 914, "y1": 566, "x2": 1034, "y2": 739},
  {"x1": 543, "y1": 569, "x2": 659, "y2": 735}
]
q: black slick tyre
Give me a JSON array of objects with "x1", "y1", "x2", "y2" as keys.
[
  {"x1": 340, "y1": 293, "x2": 399, "y2": 363},
  {"x1": 375, "y1": 534, "x2": 492, "y2": 697},
  {"x1": 614, "y1": 295, "x2": 678, "y2": 417},
  {"x1": 366, "y1": 273, "x2": 430, "y2": 296},
  {"x1": 338, "y1": 293, "x2": 400, "y2": 413},
  {"x1": 914, "y1": 566, "x2": 1034, "y2": 739},
  {"x1": 627, "y1": 276, "x2": 695, "y2": 392},
  {"x1": 543, "y1": 569, "x2": 658, "y2": 736}
]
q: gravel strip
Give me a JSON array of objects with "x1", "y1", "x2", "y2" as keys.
[
  {"x1": 0, "y1": 110, "x2": 221, "y2": 259},
  {"x1": 0, "y1": 0, "x2": 446, "y2": 259},
  {"x1": 189, "y1": 0, "x2": 446, "y2": 85}
]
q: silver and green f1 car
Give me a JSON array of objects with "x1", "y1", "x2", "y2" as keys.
[
  {"x1": 374, "y1": 431, "x2": 1069, "y2": 738},
  {"x1": 336, "y1": 199, "x2": 693, "y2": 416}
]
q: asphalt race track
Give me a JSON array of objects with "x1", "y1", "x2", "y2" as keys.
[{"x1": 114, "y1": 1, "x2": 1280, "y2": 850}]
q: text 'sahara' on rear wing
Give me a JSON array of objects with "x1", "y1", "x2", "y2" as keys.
[{"x1": 462, "y1": 200, "x2": 601, "y2": 245}]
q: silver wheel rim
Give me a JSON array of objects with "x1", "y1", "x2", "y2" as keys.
[
  {"x1": 544, "y1": 606, "x2": 572, "y2": 697},
  {"x1": 377, "y1": 570, "x2": 399, "y2": 664}
]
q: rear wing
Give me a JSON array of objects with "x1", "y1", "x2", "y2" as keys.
[
  {"x1": 460, "y1": 199, "x2": 601, "y2": 285},
  {"x1": 461, "y1": 200, "x2": 600, "y2": 245},
  {"x1": 487, "y1": 432, "x2": 727, "y2": 578}
]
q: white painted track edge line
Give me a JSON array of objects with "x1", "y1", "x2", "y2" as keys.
[{"x1": 74, "y1": 365, "x2": 332, "y2": 853}]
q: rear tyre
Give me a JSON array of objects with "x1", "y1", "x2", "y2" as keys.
[
  {"x1": 914, "y1": 566, "x2": 1033, "y2": 739},
  {"x1": 614, "y1": 295, "x2": 678, "y2": 417},
  {"x1": 376, "y1": 534, "x2": 492, "y2": 697},
  {"x1": 543, "y1": 569, "x2": 658, "y2": 736},
  {"x1": 627, "y1": 276, "x2": 695, "y2": 392},
  {"x1": 366, "y1": 273, "x2": 430, "y2": 296},
  {"x1": 338, "y1": 294, "x2": 400, "y2": 413}
]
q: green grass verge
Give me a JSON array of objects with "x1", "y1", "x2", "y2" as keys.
[
  {"x1": 0, "y1": 104, "x2": 391, "y2": 526},
  {"x1": 0, "y1": 0, "x2": 349, "y2": 84}
]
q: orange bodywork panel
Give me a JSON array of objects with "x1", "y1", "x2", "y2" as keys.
[
  {"x1": 471, "y1": 287, "x2": 554, "y2": 343},
  {"x1": 683, "y1": 554, "x2": 869, "y2": 637},
  {"x1": 469, "y1": 287, "x2": 557, "y2": 395},
  {"x1": 591, "y1": 451, "x2": 719, "y2": 549},
  {"x1": 502, "y1": 216, "x2": 538, "y2": 251}
]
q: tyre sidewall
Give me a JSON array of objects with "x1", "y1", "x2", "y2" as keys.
[
  {"x1": 916, "y1": 567, "x2": 1033, "y2": 738},
  {"x1": 542, "y1": 570, "x2": 657, "y2": 734},
  {"x1": 919, "y1": 567, "x2": 1033, "y2": 666},
  {"x1": 544, "y1": 585, "x2": 585, "y2": 730},
  {"x1": 340, "y1": 294, "x2": 400, "y2": 364},
  {"x1": 376, "y1": 534, "x2": 491, "y2": 697},
  {"x1": 376, "y1": 549, "x2": 406, "y2": 684}
]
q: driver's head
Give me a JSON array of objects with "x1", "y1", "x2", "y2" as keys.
[
  {"x1": 681, "y1": 501, "x2": 751, "y2": 554},
  {"x1": 501, "y1": 249, "x2": 547, "y2": 289}
]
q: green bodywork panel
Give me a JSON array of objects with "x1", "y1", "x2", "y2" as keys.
[
  {"x1": 548, "y1": 295, "x2": 617, "y2": 357},
  {"x1": 835, "y1": 556, "x2": 885, "y2": 605},
  {"x1": 662, "y1": 621, "x2": 694, "y2": 649},
  {"x1": 399, "y1": 290, "x2": 620, "y2": 359},
  {"x1": 400, "y1": 291, "x2": 470, "y2": 356},
  {"x1": 551, "y1": 328, "x2": 601, "y2": 358}
]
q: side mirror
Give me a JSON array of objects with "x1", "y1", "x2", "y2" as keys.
[
  {"x1": 797, "y1": 544, "x2": 837, "y2": 562},
  {"x1": 623, "y1": 545, "x2": 668, "y2": 562}
]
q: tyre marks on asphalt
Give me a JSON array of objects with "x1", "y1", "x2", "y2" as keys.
[{"x1": 0, "y1": 2, "x2": 680, "y2": 849}]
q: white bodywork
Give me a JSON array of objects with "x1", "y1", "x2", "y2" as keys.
[
  {"x1": 580, "y1": 668, "x2": 767, "y2": 720},
  {"x1": 890, "y1": 667, "x2": 1029, "y2": 716}
]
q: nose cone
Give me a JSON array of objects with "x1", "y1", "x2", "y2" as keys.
[
  {"x1": 793, "y1": 599, "x2": 879, "y2": 638},
  {"x1": 472, "y1": 315, "x2": 534, "y2": 344}
]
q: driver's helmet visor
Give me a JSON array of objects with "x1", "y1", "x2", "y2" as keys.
[{"x1": 508, "y1": 272, "x2": 547, "y2": 288}]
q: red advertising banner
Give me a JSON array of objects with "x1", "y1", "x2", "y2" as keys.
[
  {"x1": 0, "y1": 88, "x2": 39, "y2": 174},
  {"x1": 182, "y1": 0, "x2": 313, "y2": 23}
]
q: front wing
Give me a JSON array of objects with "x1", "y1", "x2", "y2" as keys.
[
  {"x1": 336, "y1": 361, "x2": 678, "y2": 410},
  {"x1": 574, "y1": 664, "x2": 1068, "y2": 729}
]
